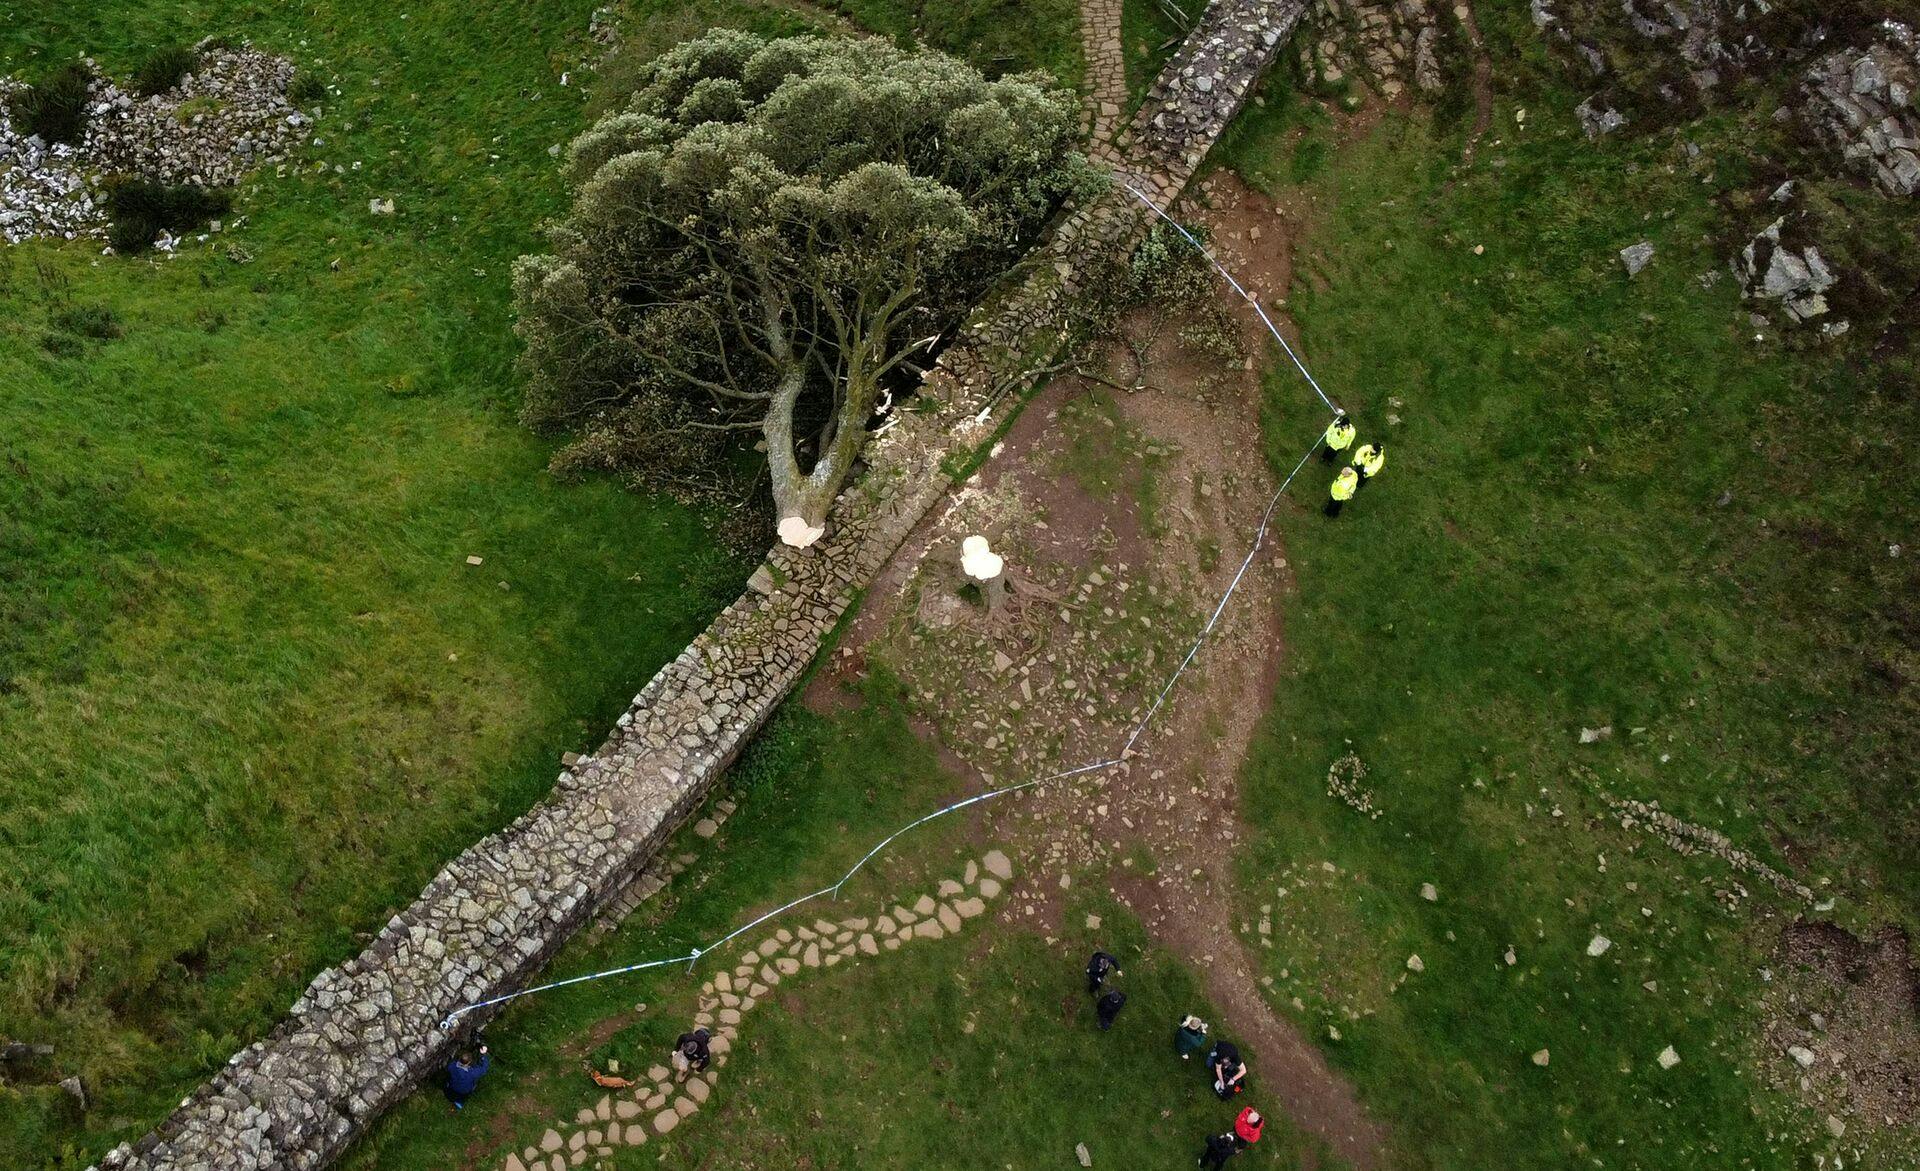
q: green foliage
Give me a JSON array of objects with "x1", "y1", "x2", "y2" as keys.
[
  {"x1": 7, "y1": 63, "x2": 93, "y2": 145},
  {"x1": 826, "y1": 0, "x2": 1084, "y2": 85},
  {"x1": 130, "y1": 44, "x2": 199, "y2": 96},
  {"x1": 103, "y1": 179, "x2": 234, "y2": 254},
  {"x1": 287, "y1": 67, "x2": 326, "y2": 106},
  {"x1": 515, "y1": 30, "x2": 1083, "y2": 522},
  {"x1": 49, "y1": 304, "x2": 124, "y2": 340}
]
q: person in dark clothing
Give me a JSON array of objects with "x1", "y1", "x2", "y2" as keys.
[
  {"x1": 1085, "y1": 950, "x2": 1121, "y2": 995},
  {"x1": 443, "y1": 1045, "x2": 490, "y2": 1111},
  {"x1": 1174, "y1": 1014, "x2": 1210, "y2": 1060},
  {"x1": 1095, "y1": 990, "x2": 1127, "y2": 1030},
  {"x1": 1208, "y1": 1039, "x2": 1248, "y2": 1100},
  {"x1": 1198, "y1": 1131, "x2": 1240, "y2": 1168},
  {"x1": 671, "y1": 1028, "x2": 711, "y2": 1081}
]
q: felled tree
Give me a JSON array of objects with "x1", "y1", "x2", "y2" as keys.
[{"x1": 514, "y1": 31, "x2": 1084, "y2": 544}]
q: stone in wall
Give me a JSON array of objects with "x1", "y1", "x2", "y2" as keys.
[{"x1": 1300, "y1": 0, "x2": 1447, "y2": 98}]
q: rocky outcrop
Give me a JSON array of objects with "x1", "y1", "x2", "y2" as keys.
[
  {"x1": 1299, "y1": 0, "x2": 1449, "y2": 98},
  {"x1": 88, "y1": 4, "x2": 1307, "y2": 1170},
  {"x1": 0, "y1": 42, "x2": 312, "y2": 246},
  {"x1": 1735, "y1": 215, "x2": 1838, "y2": 323},
  {"x1": 1800, "y1": 25, "x2": 1920, "y2": 196}
]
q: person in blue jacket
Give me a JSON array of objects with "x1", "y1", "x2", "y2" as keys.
[{"x1": 444, "y1": 1044, "x2": 491, "y2": 1111}]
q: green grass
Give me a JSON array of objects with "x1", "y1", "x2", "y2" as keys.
[
  {"x1": 1120, "y1": 0, "x2": 1206, "y2": 106},
  {"x1": 0, "y1": 1, "x2": 874, "y2": 1164},
  {"x1": 1225, "y1": 38, "x2": 1916, "y2": 1171},
  {"x1": 343, "y1": 676, "x2": 1331, "y2": 1171},
  {"x1": 823, "y1": 0, "x2": 1083, "y2": 87}
]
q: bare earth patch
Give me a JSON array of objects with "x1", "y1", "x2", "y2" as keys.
[{"x1": 807, "y1": 175, "x2": 1388, "y2": 1167}]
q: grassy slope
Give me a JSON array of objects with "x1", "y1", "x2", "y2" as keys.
[
  {"x1": 1222, "y1": 6, "x2": 1917, "y2": 1169},
  {"x1": 0, "y1": 2, "x2": 778, "y2": 1164},
  {"x1": 345, "y1": 677, "x2": 1330, "y2": 1171},
  {"x1": 823, "y1": 0, "x2": 1083, "y2": 86}
]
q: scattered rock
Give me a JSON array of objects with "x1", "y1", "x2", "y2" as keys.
[
  {"x1": 1532, "y1": 1048, "x2": 1551, "y2": 1066},
  {"x1": 1420, "y1": 882, "x2": 1439, "y2": 902},
  {"x1": 1075, "y1": 1141, "x2": 1093, "y2": 1167},
  {"x1": 1788, "y1": 1044, "x2": 1816, "y2": 1068},
  {"x1": 1406, "y1": 954, "x2": 1425, "y2": 972},
  {"x1": 1587, "y1": 935, "x2": 1612, "y2": 957},
  {"x1": 1620, "y1": 241, "x2": 1655, "y2": 276},
  {"x1": 1579, "y1": 725, "x2": 1613, "y2": 744},
  {"x1": 1657, "y1": 1045, "x2": 1681, "y2": 1069}
]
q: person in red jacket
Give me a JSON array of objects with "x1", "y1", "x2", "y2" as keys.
[{"x1": 1234, "y1": 1107, "x2": 1264, "y2": 1148}]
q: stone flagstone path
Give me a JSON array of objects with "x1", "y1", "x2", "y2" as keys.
[
  {"x1": 1080, "y1": 0, "x2": 1132, "y2": 167},
  {"x1": 499, "y1": 851, "x2": 1014, "y2": 1171}
]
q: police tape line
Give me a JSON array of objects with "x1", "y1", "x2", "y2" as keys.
[{"x1": 440, "y1": 186, "x2": 1340, "y2": 1031}]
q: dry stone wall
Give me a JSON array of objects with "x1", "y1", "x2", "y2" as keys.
[{"x1": 92, "y1": 4, "x2": 1305, "y2": 1169}]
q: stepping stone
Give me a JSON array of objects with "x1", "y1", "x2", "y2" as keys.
[
  {"x1": 892, "y1": 905, "x2": 918, "y2": 926},
  {"x1": 954, "y1": 897, "x2": 986, "y2": 918},
  {"x1": 775, "y1": 928, "x2": 792, "y2": 944},
  {"x1": 506, "y1": 1157, "x2": 527, "y2": 1171},
  {"x1": 912, "y1": 919, "x2": 945, "y2": 940},
  {"x1": 802, "y1": 943, "x2": 820, "y2": 967},
  {"x1": 693, "y1": 817, "x2": 718, "y2": 838},
  {"x1": 714, "y1": 971, "x2": 731, "y2": 993},
  {"x1": 569, "y1": 1153, "x2": 585, "y2": 1168},
  {"x1": 825, "y1": 953, "x2": 843, "y2": 967},
  {"x1": 796, "y1": 925, "x2": 816, "y2": 941},
  {"x1": 595, "y1": 1096, "x2": 610, "y2": 1121},
  {"x1": 964, "y1": 861, "x2": 979, "y2": 884},
  {"x1": 875, "y1": 915, "x2": 897, "y2": 934},
  {"x1": 673, "y1": 1095, "x2": 698, "y2": 1118},
  {"x1": 913, "y1": 894, "x2": 937, "y2": 916},
  {"x1": 719, "y1": 1008, "x2": 741, "y2": 1025},
  {"x1": 568, "y1": 1132, "x2": 586, "y2": 1152},
  {"x1": 733, "y1": 963, "x2": 755, "y2": 981},
  {"x1": 720, "y1": 992, "x2": 739, "y2": 1007},
  {"x1": 760, "y1": 964, "x2": 780, "y2": 985},
  {"x1": 749, "y1": 982, "x2": 769, "y2": 998},
  {"x1": 843, "y1": 917, "x2": 870, "y2": 932},
  {"x1": 859, "y1": 933, "x2": 879, "y2": 955},
  {"x1": 813, "y1": 918, "x2": 838, "y2": 936},
  {"x1": 983, "y1": 850, "x2": 1012, "y2": 880},
  {"x1": 938, "y1": 904, "x2": 962, "y2": 933},
  {"x1": 574, "y1": 1108, "x2": 594, "y2": 1125},
  {"x1": 644, "y1": 1092, "x2": 665, "y2": 1110},
  {"x1": 615, "y1": 1100, "x2": 640, "y2": 1120},
  {"x1": 687, "y1": 1077, "x2": 710, "y2": 1103},
  {"x1": 978, "y1": 877, "x2": 1002, "y2": 899},
  {"x1": 585, "y1": 1128, "x2": 602, "y2": 1146},
  {"x1": 776, "y1": 957, "x2": 800, "y2": 976},
  {"x1": 624, "y1": 1124, "x2": 646, "y2": 1145},
  {"x1": 884, "y1": 936, "x2": 902, "y2": 950},
  {"x1": 653, "y1": 1109, "x2": 680, "y2": 1134},
  {"x1": 646, "y1": 1065, "x2": 669, "y2": 1083},
  {"x1": 938, "y1": 879, "x2": 964, "y2": 897},
  {"x1": 541, "y1": 1130, "x2": 563, "y2": 1153},
  {"x1": 548, "y1": 1157, "x2": 565, "y2": 1171}
]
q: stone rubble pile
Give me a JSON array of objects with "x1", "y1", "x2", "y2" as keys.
[
  {"x1": 1800, "y1": 24, "x2": 1920, "y2": 196},
  {"x1": 1301, "y1": 0, "x2": 1446, "y2": 98},
  {"x1": 0, "y1": 42, "x2": 310, "y2": 245},
  {"x1": 1605, "y1": 793, "x2": 1815, "y2": 902}
]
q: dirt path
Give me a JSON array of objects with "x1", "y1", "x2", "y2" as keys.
[
  {"x1": 1455, "y1": 0, "x2": 1495, "y2": 163},
  {"x1": 805, "y1": 172, "x2": 1388, "y2": 1168}
]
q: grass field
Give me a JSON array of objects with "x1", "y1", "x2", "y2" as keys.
[
  {"x1": 0, "y1": 1, "x2": 850, "y2": 1163},
  {"x1": 1221, "y1": 4, "x2": 1917, "y2": 1167},
  {"x1": 822, "y1": 0, "x2": 1083, "y2": 86},
  {"x1": 342, "y1": 674, "x2": 1333, "y2": 1171}
]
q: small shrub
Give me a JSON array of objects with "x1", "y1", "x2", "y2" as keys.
[
  {"x1": 41, "y1": 332, "x2": 85, "y2": 358},
  {"x1": 104, "y1": 179, "x2": 233, "y2": 254},
  {"x1": 8, "y1": 63, "x2": 93, "y2": 145},
  {"x1": 287, "y1": 69, "x2": 325, "y2": 106},
  {"x1": 50, "y1": 304, "x2": 124, "y2": 340},
  {"x1": 131, "y1": 45, "x2": 199, "y2": 97}
]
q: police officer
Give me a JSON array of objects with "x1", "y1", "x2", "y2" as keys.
[
  {"x1": 1353, "y1": 441, "x2": 1385, "y2": 486},
  {"x1": 1320, "y1": 411, "x2": 1356, "y2": 463},
  {"x1": 1325, "y1": 465, "x2": 1358, "y2": 517}
]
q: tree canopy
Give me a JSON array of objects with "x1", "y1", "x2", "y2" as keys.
[{"x1": 513, "y1": 31, "x2": 1086, "y2": 542}]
